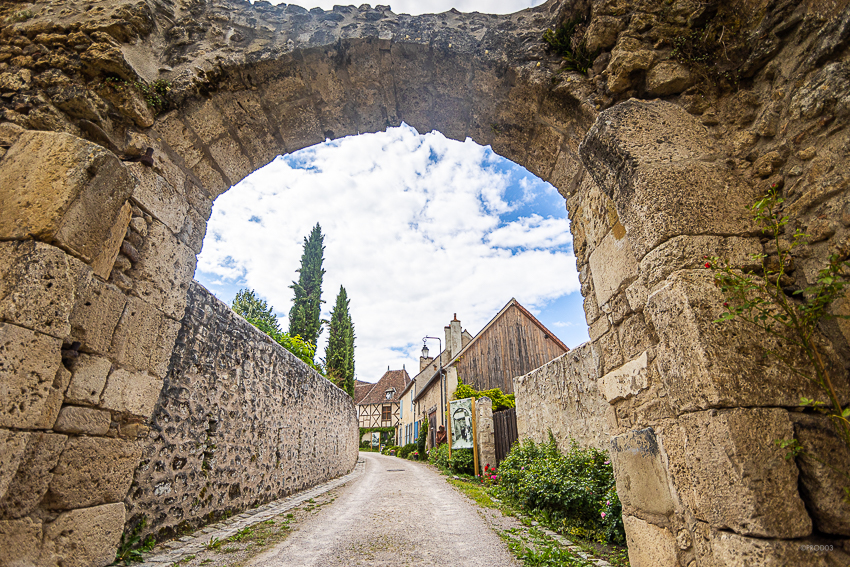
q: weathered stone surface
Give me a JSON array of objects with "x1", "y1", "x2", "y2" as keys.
[
  {"x1": 0, "y1": 432, "x2": 67, "y2": 519},
  {"x1": 580, "y1": 100, "x2": 757, "y2": 259},
  {"x1": 43, "y1": 503, "x2": 125, "y2": 567},
  {"x1": 91, "y1": 200, "x2": 132, "y2": 279},
  {"x1": 54, "y1": 406, "x2": 111, "y2": 436},
  {"x1": 610, "y1": 427, "x2": 674, "y2": 516},
  {"x1": 0, "y1": 323, "x2": 63, "y2": 429},
  {"x1": 0, "y1": 122, "x2": 24, "y2": 146},
  {"x1": 0, "y1": 517, "x2": 43, "y2": 567},
  {"x1": 623, "y1": 515, "x2": 678, "y2": 567},
  {"x1": 68, "y1": 271, "x2": 127, "y2": 355},
  {"x1": 128, "y1": 164, "x2": 189, "y2": 235},
  {"x1": 606, "y1": 39, "x2": 656, "y2": 93},
  {"x1": 792, "y1": 413, "x2": 850, "y2": 536},
  {"x1": 625, "y1": 235, "x2": 762, "y2": 310},
  {"x1": 476, "y1": 396, "x2": 496, "y2": 473},
  {"x1": 0, "y1": 240, "x2": 76, "y2": 339},
  {"x1": 126, "y1": 281, "x2": 359, "y2": 541},
  {"x1": 668, "y1": 408, "x2": 811, "y2": 538},
  {"x1": 706, "y1": 527, "x2": 850, "y2": 567},
  {"x1": 33, "y1": 365, "x2": 71, "y2": 429},
  {"x1": 45, "y1": 437, "x2": 141, "y2": 510},
  {"x1": 0, "y1": 131, "x2": 136, "y2": 263},
  {"x1": 514, "y1": 343, "x2": 609, "y2": 451},
  {"x1": 598, "y1": 351, "x2": 649, "y2": 403},
  {"x1": 584, "y1": 16, "x2": 621, "y2": 54},
  {"x1": 0, "y1": 430, "x2": 30, "y2": 502},
  {"x1": 646, "y1": 61, "x2": 693, "y2": 96},
  {"x1": 108, "y1": 296, "x2": 179, "y2": 376},
  {"x1": 65, "y1": 354, "x2": 112, "y2": 406},
  {"x1": 646, "y1": 270, "x2": 836, "y2": 411},
  {"x1": 127, "y1": 221, "x2": 195, "y2": 320},
  {"x1": 100, "y1": 368, "x2": 162, "y2": 418},
  {"x1": 589, "y1": 230, "x2": 639, "y2": 307}
]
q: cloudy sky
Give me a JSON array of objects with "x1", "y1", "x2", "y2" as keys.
[{"x1": 195, "y1": 0, "x2": 587, "y2": 383}]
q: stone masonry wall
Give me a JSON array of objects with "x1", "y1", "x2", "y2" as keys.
[
  {"x1": 125, "y1": 281, "x2": 358, "y2": 541},
  {"x1": 514, "y1": 343, "x2": 610, "y2": 452},
  {"x1": 2, "y1": 0, "x2": 850, "y2": 565}
]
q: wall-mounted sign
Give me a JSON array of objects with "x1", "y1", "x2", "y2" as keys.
[{"x1": 450, "y1": 398, "x2": 474, "y2": 450}]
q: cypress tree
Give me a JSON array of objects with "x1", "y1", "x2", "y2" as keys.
[
  {"x1": 326, "y1": 286, "x2": 355, "y2": 398},
  {"x1": 289, "y1": 223, "x2": 325, "y2": 346}
]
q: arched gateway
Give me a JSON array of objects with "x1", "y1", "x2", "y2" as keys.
[{"x1": 1, "y1": 0, "x2": 848, "y2": 565}]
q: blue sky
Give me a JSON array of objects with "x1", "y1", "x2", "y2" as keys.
[{"x1": 195, "y1": 0, "x2": 588, "y2": 382}]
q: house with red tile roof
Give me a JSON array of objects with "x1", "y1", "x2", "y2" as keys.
[{"x1": 354, "y1": 367, "x2": 411, "y2": 432}]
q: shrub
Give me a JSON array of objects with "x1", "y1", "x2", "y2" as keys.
[
  {"x1": 497, "y1": 436, "x2": 624, "y2": 544},
  {"x1": 429, "y1": 443, "x2": 451, "y2": 470},
  {"x1": 408, "y1": 450, "x2": 420, "y2": 460},
  {"x1": 448, "y1": 448, "x2": 474, "y2": 475},
  {"x1": 397, "y1": 443, "x2": 417, "y2": 459},
  {"x1": 454, "y1": 379, "x2": 515, "y2": 412},
  {"x1": 381, "y1": 445, "x2": 401, "y2": 456},
  {"x1": 416, "y1": 419, "x2": 428, "y2": 459}
]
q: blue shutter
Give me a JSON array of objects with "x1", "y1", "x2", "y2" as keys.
[{"x1": 414, "y1": 421, "x2": 419, "y2": 440}]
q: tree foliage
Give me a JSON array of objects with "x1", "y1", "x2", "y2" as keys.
[
  {"x1": 289, "y1": 223, "x2": 326, "y2": 347},
  {"x1": 454, "y1": 378, "x2": 516, "y2": 412},
  {"x1": 326, "y1": 285, "x2": 355, "y2": 397},
  {"x1": 231, "y1": 288, "x2": 317, "y2": 370}
]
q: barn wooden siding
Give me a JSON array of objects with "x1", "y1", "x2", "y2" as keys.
[{"x1": 454, "y1": 304, "x2": 567, "y2": 394}]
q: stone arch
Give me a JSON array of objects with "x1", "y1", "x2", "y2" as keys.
[{"x1": 1, "y1": 0, "x2": 849, "y2": 565}]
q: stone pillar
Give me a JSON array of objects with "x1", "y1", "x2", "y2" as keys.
[{"x1": 475, "y1": 397, "x2": 496, "y2": 475}]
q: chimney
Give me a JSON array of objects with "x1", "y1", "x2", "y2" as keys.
[{"x1": 445, "y1": 315, "x2": 462, "y2": 359}]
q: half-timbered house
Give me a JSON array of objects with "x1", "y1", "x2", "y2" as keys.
[{"x1": 355, "y1": 368, "x2": 411, "y2": 432}]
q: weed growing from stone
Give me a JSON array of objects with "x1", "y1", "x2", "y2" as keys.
[
  {"x1": 542, "y1": 16, "x2": 597, "y2": 75},
  {"x1": 115, "y1": 517, "x2": 156, "y2": 565},
  {"x1": 103, "y1": 77, "x2": 172, "y2": 112},
  {"x1": 5, "y1": 9, "x2": 33, "y2": 23},
  {"x1": 708, "y1": 183, "x2": 850, "y2": 501}
]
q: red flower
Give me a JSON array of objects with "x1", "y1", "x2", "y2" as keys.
[
  {"x1": 723, "y1": 302, "x2": 729, "y2": 307},
  {"x1": 705, "y1": 262, "x2": 711, "y2": 268}
]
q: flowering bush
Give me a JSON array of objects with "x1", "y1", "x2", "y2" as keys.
[{"x1": 497, "y1": 436, "x2": 624, "y2": 544}]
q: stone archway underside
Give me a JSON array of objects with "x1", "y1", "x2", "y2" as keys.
[{"x1": 1, "y1": 0, "x2": 849, "y2": 565}]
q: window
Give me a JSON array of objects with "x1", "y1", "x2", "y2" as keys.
[
  {"x1": 382, "y1": 405, "x2": 392, "y2": 422},
  {"x1": 385, "y1": 388, "x2": 394, "y2": 400}
]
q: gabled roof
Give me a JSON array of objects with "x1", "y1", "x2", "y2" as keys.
[
  {"x1": 358, "y1": 368, "x2": 411, "y2": 405},
  {"x1": 447, "y1": 298, "x2": 569, "y2": 367},
  {"x1": 354, "y1": 379, "x2": 375, "y2": 405}
]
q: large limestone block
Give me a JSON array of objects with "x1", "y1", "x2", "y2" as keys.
[
  {"x1": 792, "y1": 413, "x2": 850, "y2": 535},
  {"x1": 127, "y1": 220, "x2": 196, "y2": 320},
  {"x1": 645, "y1": 270, "x2": 835, "y2": 411},
  {"x1": 0, "y1": 323, "x2": 63, "y2": 429},
  {"x1": 610, "y1": 427, "x2": 675, "y2": 516},
  {"x1": 45, "y1": 437, "x2": 141, "y2": 509},
  {"x1": 32, "y1": 365, "x2": 71, "y2": 429},
  {"x1": 0, "y1": 430, "x2": 30, "y2": 502},
  {"x1": 0, "y1": 240, "x2": 76, "y2": 339},
  {"x1": 0, "y1": 517, "x2": 43, "y2": 567},
  {"x1": 100, "y1": 368, "x2": 162, "y2": 418},
  {"x1": 707, "y1": 528, "x2": 849, "y2": 567},
  {"x1": 108, "y1": 296, "x2": 179, "y2": 376},
  {"x1": 622, "y1": 515, "x2": 678, "y2": 567},
  {"x1": 127, "y1": 163, "x2": 189, "y2": 234},
  {"x1": 625, "y1": 235, "x2": 762, "y2": 310},
  {"x1": 0, "y1": 130, "x2": 136, "y2": 263},
  {"x1": 579, "y1": 100, "x2": 757, "y2": 259},
  {"x1": 43, "y1": 503, "x2": 125, "y2": 567},
  {"x1": 588, "y1": 230, "x2": 639, "y2": 307},
  {"x1": 669, "y1": 408, "x2": 811, "y2": 538},
  {"x1": 54, "y1": 406, "x2": 111, "y2": 436},
  {"x1": 598, "y1": 351, "x2": 649, "y2": 403},
  {"x1": 68, "y1": 268, "x2": 127, "y2": 354},
  {"x1": 0, "y1": 432, "x2": 67, "y2": 519},
  {"x1": 65, "y1": 354, "x2": 112, "y2": 405},
  {"x1": 91, "y1": 200, "x2": 132, "y2": 279}
]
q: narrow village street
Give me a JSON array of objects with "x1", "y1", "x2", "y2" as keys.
[{"x1": 246, "y1": 452, "x2": 521, "y2": 567}]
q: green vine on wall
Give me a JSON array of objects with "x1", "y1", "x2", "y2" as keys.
[
  {"x1": 103, "y1": 77, "x2": 172, "y2": 113},
  {"x1": 708, "y1": 183, "x2": 850, "y2": 501}
]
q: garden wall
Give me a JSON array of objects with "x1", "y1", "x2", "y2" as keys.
[
  {"x1": 124, "y1": 281, "x2": 359, "y2": 541},
  {"x1": 514, "y1": 343, "x2": 610, "y2": 452}
]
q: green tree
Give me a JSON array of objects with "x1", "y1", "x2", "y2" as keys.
[
  {"x1": 231, "y1": 288, "x2": 317, "y2": 370},
  {"x1": 289, "y1": 223, "x2": 325, "y2": 347},
  {"x1": 326, "y1": 286, "x2": 355, "y2": 397},
  {"x1": 232, "y1": 288, "x2": 281, "y2": 336}
]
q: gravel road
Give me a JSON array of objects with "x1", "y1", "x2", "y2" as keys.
[{"x1": 246, "y1": 451, "x2": 521, "y2": 567}]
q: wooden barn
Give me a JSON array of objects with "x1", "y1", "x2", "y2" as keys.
[{"x1": 448, "y1": 298, "x2": 569, "y2": 394}]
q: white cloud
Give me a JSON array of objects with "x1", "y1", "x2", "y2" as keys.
[
  {"x1": 197, "y1": 125, "x2": 580, "y2": 383},
  {"x1": 261, "y1": 0, "x2": 547, "y2": 16}
]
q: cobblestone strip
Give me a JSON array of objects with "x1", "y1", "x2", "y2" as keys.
[
  {"x1": 531, "y1": 522, "x2": 612, "y2": 567},
  {"x1": 138, "y1": 459, "x2": 366, "y2": 566}
]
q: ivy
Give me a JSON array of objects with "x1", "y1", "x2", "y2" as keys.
[{"x1": 454, "y1": 378, "x2": 515, "y2": 412}]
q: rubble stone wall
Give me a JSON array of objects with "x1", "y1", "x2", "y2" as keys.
[
  {"x1": 1, "y1": 0, "x2": 850, "y2": 565},
  {"x1": 124, "y1": 281, "x2": 358, "y2": 541},
  {"x1": 514, "y1": 343, "x2": 611, "y2": 452}
]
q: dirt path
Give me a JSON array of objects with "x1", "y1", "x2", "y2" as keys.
[{"x1": 246, "y1": 451, "x2": 521, "y2": 567}]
